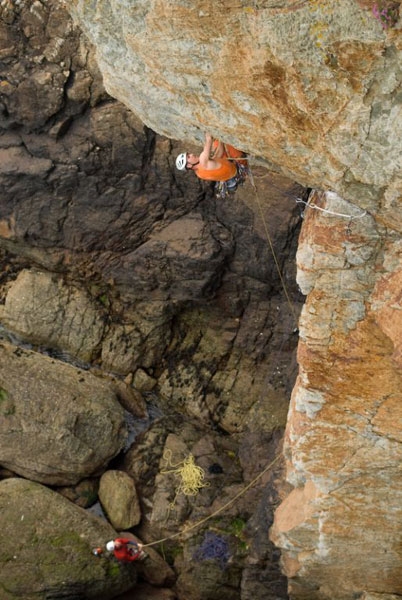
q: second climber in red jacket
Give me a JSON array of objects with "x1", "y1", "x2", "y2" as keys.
[{"x1": 106, "y1": 538, "x2": 146, "y2": 562}]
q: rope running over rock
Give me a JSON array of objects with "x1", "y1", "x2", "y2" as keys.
[{"x1": 141, "y1": 452, "x2": 282, "y2": 548}]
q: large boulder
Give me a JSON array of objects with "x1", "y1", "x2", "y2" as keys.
[
  {"x1": 0, "y1": 269, "x2": 105, "y2": 363},
  {"x1": 0, "y1": 342, "x2": 127, "y2": 485},
  {"x1": 0, "y1": 477, "x2": 137, "y2": 600},
  {"x1": 99, "y1": 470, "x2": 141, "y2": 530}
]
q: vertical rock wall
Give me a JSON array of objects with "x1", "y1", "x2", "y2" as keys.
[
  {"x1": 64, "y1": 2, "x2": 402, "y2": 595},
  {"x1": 271, "y1": 191, "x2": 402, "y2": 599},
  {"x1": 0, "y1": 3, "x2": 302, "y2": 598}
]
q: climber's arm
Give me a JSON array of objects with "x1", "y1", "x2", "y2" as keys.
[
  {"x1": 199, "y1": 133, "x2": 221, "y2": 169},
  {"x1": 211, "y1": 140, "x2": 225, "y2": 159}
]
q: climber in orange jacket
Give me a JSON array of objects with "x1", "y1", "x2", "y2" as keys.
[{"x1": 175, "y1": 133, "x2": 247, "y2": 185}]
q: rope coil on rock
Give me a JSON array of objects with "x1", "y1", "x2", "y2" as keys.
[
  {"x1": 141, "y1": 453, "x2": 282, "y2": 548},
  {"x1": 161, "y1": 450, "x2": 210, "y2": 501}
]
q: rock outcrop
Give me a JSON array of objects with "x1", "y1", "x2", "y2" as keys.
[
  {"x1": 0, "y1": 341, "x2": 127, "y2": 485},
  {"x1": 0, "y1": 477, "x2": 137, "y2": 599},
  {"x1": 0, "y1": 0, "x2": 303, "y2": 438},
  {"x1": 271, "y1": 192, "x2": 402, "y2": 599},
  {"x1": 0, "y1": 269, "x2": 105, "y2": 363},
  {"x1": 62, "y1": 2, "x2": 402, "y2": 597},
  {"x1": 0, "y1": 3, "x2": 300, "y2": 599},
  {"x1": 124, "y1": 415, "x2": 287, "y2": 599},
  {"x1": 68, "y1": 0, "x2": 402, "y2": 231}
]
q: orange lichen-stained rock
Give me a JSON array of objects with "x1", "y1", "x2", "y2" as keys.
[
  {"x1": 271, "y1": 191, "x2": 402, "y2": 599},
  {"x1": 67, "y1": 0, "x2": 402, "y2": 232}
]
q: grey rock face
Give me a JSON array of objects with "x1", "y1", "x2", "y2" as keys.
[
  {"x1": 0, "y1": 342, "x2": 127, "y2": 485},
  {"x1": 99, "y1": 470, "x2": 141, "y2": 530},
  {"x1": 0, "y1": 3, "x2": 303, "y2": 600},
  {"x1": 1, "y1": 269, "x2": 105, "y2": 362}
]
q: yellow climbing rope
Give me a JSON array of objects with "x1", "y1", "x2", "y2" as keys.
[
  {"x1": 248, "y1": 169, "x2": 299, "y2": 328},
  {"x1": 161, "y1": 450, "x2": 210, "y2": 505},
  {"x1": 142, "y1": 452, "x2": 282, "y2": 549}
]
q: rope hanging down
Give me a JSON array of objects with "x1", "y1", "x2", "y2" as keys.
[
  {"x1": 141, "y1": 452, "x2": 282, "y2": 549},
  {"x1": 247, "y1": 169, "x2": 299, "y2": 328},
  {"x1": 246, "y1": 166, "x2": 369, "y2": 329}
]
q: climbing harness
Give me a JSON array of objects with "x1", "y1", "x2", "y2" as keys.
[
  {"x1": 214, "y1": 143, "x2": 250, "y2": 199},
  {"x1": 214, "y1": 162, "x2": 249, "y2": 199}
]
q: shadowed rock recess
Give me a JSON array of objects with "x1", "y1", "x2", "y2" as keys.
[{"x1": 0, "y1": 1, "x2": 401, "y2": 600}]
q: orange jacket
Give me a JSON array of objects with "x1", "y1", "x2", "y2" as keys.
[{"x1": 195, "y1": 158, "x2": 237, "y2": 182}]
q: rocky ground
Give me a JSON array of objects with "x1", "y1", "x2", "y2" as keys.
[{"x1": 0, "y1": 2, "x2": 306, "y2": 598}]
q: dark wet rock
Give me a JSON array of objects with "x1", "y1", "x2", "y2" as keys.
[
  {"x1": 174, "y1": 545, "x2": 242, "y2": 600},
  {"x1": 117, "y1": 584, "x2": 177, "y2": 600},
  {"x1": 0, "y1": 3, "x2": 302, "y2": 599},
  {"x1": 57, "y1": 478, "x2": 99, "y2": 509}
]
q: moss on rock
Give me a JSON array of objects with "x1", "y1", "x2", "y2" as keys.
[{"x1": 0, "y1": 478, "x2": 137, "y2": 599}]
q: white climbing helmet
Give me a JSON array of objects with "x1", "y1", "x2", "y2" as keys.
[
  {"x1": 176, "y1": 153, "x2": 187, "y2": 171},
  {"x1": 106, "y1": 541, "x2": 115, "y2": 552}
]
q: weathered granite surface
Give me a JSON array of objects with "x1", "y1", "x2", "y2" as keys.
[
  {"x1": 1, "y1": 1, "x2": 401, "y2": 599},
  {"x1": 0, "y1": 341, "x2": 127, "y2": 485},
  {"x1": 0, "y1": 269, "x2": 105, "y2": 362},
  {"x1": 271, "y1": 192, "x2": 402, "y2": 599},
  {"x1": 0, "y1": 3, "x2": 300, "y2": 599},
  {"x1": 68, "y1": 0, "x2": 402, "y2": 231},
  {"x1": 99, "y1": 470, "x2": 141, "y2": 530}
]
